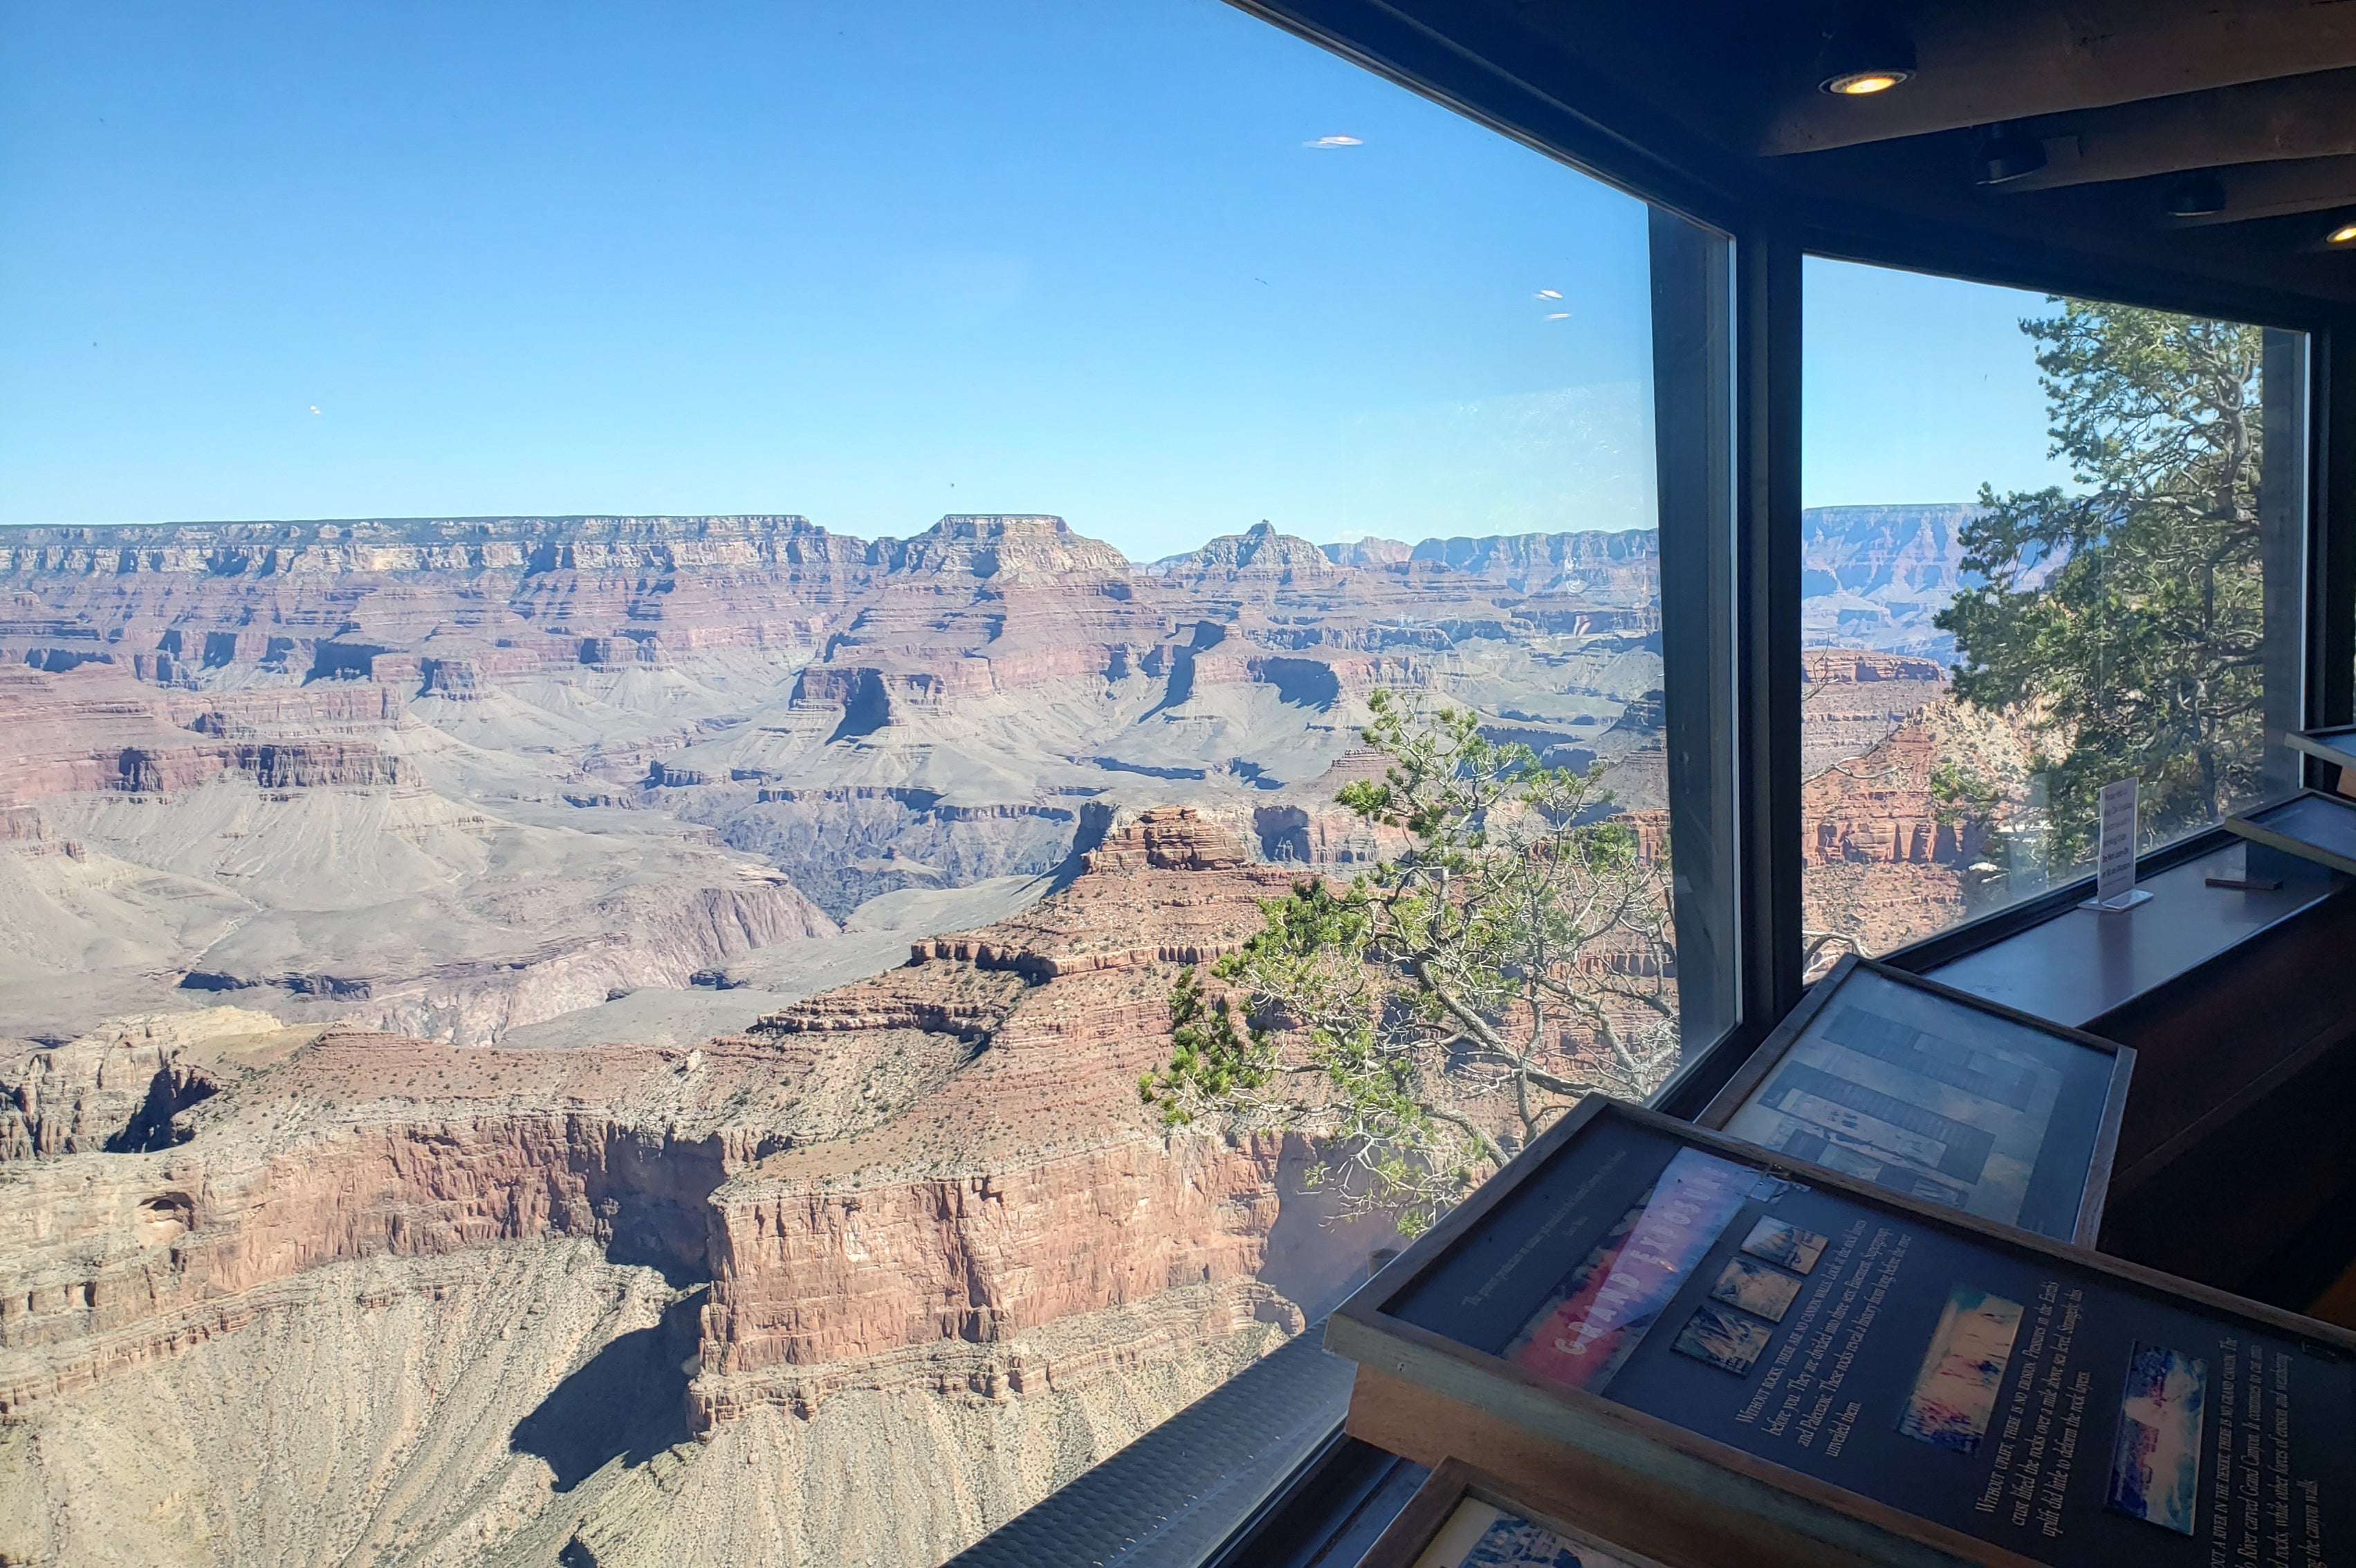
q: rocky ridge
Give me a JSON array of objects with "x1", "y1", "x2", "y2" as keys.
[
  {"x1": 0, "y1": 501, "x2": 2014, "y2": 1564},
  {"x1": 0, "y1": 509, "x2": 1699, "y2": 1051},
  {"x1": 0, "y1": 809, "x2": 1391, "y2": 1567}
]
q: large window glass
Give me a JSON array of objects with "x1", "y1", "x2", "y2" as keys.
[
  {"x1": 1800, "y1": 259, "x2": 2306, "y2": 966},
  {"x1": 0, "y1": 5, "x2": 1724, "y2": 1566}
]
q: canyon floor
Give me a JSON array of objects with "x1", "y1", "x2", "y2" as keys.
[{"x1": 0, "y1": 510, "x2": 1996, "y2": 1565}]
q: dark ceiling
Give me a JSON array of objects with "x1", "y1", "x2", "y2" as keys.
[{"x1": 1246, "y1": 0, "x2": 2356, "y2": 312}]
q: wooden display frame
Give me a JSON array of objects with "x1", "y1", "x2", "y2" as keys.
[
  {"x1": 1325, "y1": 1096, "x2": 2356, "y2": 1568},
  {"x1": 1695, "y1": 953, "x2": 2134, "y2": 1246},
  {"x1": 2225, "y1": 788, "x2": 2356, "y2": 877},
  {"x1": 1352, "y1": 1457, "x2": 1677, "y2": 1568}
]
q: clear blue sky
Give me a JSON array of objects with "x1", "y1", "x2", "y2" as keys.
[
  {"x1": 1, "y1": 1, "x2": 2065, "y2": 557},
  {"x1": 1802, "y1": 257, "x2": 2076, "y2": 509}
]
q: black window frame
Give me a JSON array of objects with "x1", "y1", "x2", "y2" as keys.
[{"x1": 1224, "y1": 0, "x2": 2356, "y2": 1119}]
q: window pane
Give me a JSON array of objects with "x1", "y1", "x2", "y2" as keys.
[
  {"x1": 1801, "y1": 258, "x2": 2306, "y2": 963},
  {"x1": 0, "y1": 3, "x2": 1719, "y2": 1565}
]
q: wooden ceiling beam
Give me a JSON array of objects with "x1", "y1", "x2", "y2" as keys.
[
  {"x1": 2166, "y1": 154, "x2": 2356, "y2": 226},
  {"x1": 1760, "y1": 1, "x2": 2356, "y2": 157},
  {"x1": 1998, "y1": 68, "x2": 2356, "y2": 191}
]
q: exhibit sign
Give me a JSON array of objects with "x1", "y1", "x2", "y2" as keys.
[
  {"x1": 1328, "y1": 1100, "x2": 2356, "y2": 1568},
  {"x1": 1698, "y1": 956, "x2": 2133, "y2": 1244},
  {"x1": 2083, "y1": 777, "x2": 2151, "y2": 911},
  {"x1": 1357, "y1": 1459, "x2": 1677, "y2": 1568}
]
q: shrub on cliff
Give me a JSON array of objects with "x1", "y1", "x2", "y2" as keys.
[{"x1": 1140, "y1": 691, "x2": 1677, "y2": 1235}]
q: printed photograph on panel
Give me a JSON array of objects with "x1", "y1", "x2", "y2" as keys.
[
  {"x1": 1739, "y1": 1216, "x2": 1829, "y2": 1274},
  {"x1": 1720, "y1": 966, "x2": 2106, "y2": 1233},
  {"x1": 1671, "y1": 1302, "x2": 1775, "y2": 1376},
  {"x1": 2105, "y1": 1343, "x2": 2207, "y2": 1535},
  {"x1": 1507, "y1": 1149, "x2": 1768, "y2": 1392},
  {"x1": 1409, "y1": 1499, "x2": 1654, "y2": 1568},
  {"x1": 1706, "y1": 1255, "x2": 1803, "y2": 1322},
  {"x1": 1896, "y1": 1285, "x2": 2024, "y2": 1454}
]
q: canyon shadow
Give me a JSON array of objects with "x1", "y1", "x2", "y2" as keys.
[{"x1": 510, "y1": 1288, "x2": 705, "y2": 1491}]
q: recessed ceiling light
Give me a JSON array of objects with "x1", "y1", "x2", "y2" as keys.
[
  {"x1": 1816, "y1": 13, "x2": 1916, "y2": 96},
  {"x1": 1825, "y1": 70, "x2": 1908, "y2": 95},
  {"x1": 2329, "y1": 222, "x2": 2356, "y2": 246}
]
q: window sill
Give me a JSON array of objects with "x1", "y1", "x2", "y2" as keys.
[{"x1": 1896, "y1": 838, "x2": 2345, "y2": 1030}]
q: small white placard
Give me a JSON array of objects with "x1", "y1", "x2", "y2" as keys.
[{"x1": 2083, "y1": 776, "x2": 2151, "y2": 912}]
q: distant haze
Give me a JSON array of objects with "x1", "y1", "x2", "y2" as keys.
[{"x1": 5, "y1": 506, "x2": 1985, "y2": 668}]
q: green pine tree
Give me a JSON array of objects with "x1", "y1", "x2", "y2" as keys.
[
  {"x1": 1936, "y1": 300, "x2": 2269, "y2": 869},
  {"x1": 1140, "y1": 692, "x2": 1677, "y2": 1235}
]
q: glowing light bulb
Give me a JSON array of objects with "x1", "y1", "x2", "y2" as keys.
[
  {"x1": 2330, "y1": 223, "x2": 2356, "y2": 246},
  {"x1": 1825, "y1": 71, "x2": 1905, "y2": 95}
]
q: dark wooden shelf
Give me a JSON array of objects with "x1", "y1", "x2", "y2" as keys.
[{"x1": 1918, "y1": 840, "x2": 2342, "y2": 1029}]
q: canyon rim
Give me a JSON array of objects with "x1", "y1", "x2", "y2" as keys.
[{"x1": 0, "y1": 510, "x2": 1987, "y2": 1566}]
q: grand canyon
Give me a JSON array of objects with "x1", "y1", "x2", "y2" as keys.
[{"x1": 0, "y1": 507, "x2": 1996, "y2": 1565}]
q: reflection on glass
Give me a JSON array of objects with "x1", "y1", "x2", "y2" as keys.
[
  {"x1": 1717, "y1": 964, "x2": 2119, "y2": 1239},
  {"x1": 1801, "y1": 261, "x2": 2301, "y2": 962},
  {"x1": 0, "y1": 1, "x2": 1710, "y2": 1561},
  {"x1": 1504, "y1": 1147, "x2": 1782, "y2": 1390}
]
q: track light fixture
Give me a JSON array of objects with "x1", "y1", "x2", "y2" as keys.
[
  {"x1": 2162, "y1": 172, "x2": 2227, "y2": 218},
  {"x1": 1972, "y1": 126, "x2": 2047, "y2": 185}
]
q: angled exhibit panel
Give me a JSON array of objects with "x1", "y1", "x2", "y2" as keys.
[
  {"x1": 1351, "y1": 1459, "x2": 1675, "y2": 1568},
  {"x1": 2283, "y1": 724, "x2": 2356, "y2": 779},
  {"x1": 1325, "y1": 1100, "x2": 2356, "y2": 1568},
  {"x1": 2226, "y1": 790, "x2": 2356, "y2": 877},
  {"x1": 1697, "y1": 955, "x2": 2131, "y2": 1246}
]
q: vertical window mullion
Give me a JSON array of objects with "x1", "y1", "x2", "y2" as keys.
[
  {"x1": 1653, "y1": 220, "x2": 1805, "y2": 1119},
  {"x1": 1743, "y1": 231, "x2": 1807, "y2": 1033},
  {"x1": 2261, "y1": 327, "x2": 2311, "y2": 799},
  {"x1": 1648, "y1": 208, "x2": 1740, "y2": 1062},
  {"x1": 2316, "y1": 321, "x2": 2356, "y2": 733}
]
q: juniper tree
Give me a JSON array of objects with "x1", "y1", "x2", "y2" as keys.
[{"x1": 1141, "y1": 692, "x2": 1677, "y2": 1234}]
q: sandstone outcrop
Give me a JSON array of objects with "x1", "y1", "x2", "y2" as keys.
[
  {"x1": 1800, "y1": 501, "x2": 1987, "y2": 662},
  {"x1": 0, "y1": 1006, "x2": 288, "y2": 1161},
  {"x1": 690, "y1": 812, "x2": 1338, "y2": 1426},
  {"x1": 1405, "y1": 526, "x2": 1659, "y2": 600},
  {"x1": 1318, "y1": 536, "x2": 1415, "y2": 567},
  {"x1": 0, "y1": 665, "x2": 412, "y2": 804},
  {"x1": 0, "y1": 809, "x2": 1392, "y2": 1568},
  {"x1": 1798, "y1": 669, "x2": 2038, "y2": 959},
  {"x1": 0, "y1": 654, "x2": 843, "y2": 1046},
  {"x1": 1153, "y1": 519, "x2": 1343, "y2": 580}
]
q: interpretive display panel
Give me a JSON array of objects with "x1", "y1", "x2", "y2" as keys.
[
  {"x1": 1699, "y1": 956, "x2": 2132, "y2": 1244},
  {"x1": 2283, "y1": 724, "x2": 2356, "y2": 777},
  {"x1": 2227, "y1": 791, "x2": 2356, "y2": 878},
  {"x1": 1356, "y1": 1459, "x2": 1676, "y2": 1568},
  {"x1": 1329, "y1": 1100, "x2": 2356, "y2": 1568}
]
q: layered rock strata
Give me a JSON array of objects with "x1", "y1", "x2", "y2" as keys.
[
  {"x1": 0, "y1": 510, "x2": 1691, "y2": 1048},
  {"x1": 0, "y1": 809, "x2": 1388, "y2": 1568}
]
